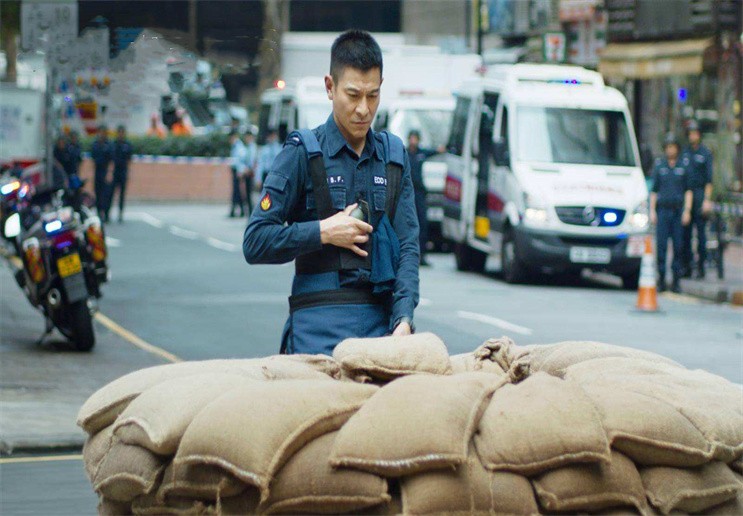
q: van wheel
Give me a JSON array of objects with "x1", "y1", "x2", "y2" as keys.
[
  {"x1": 455, "y1": 243, "x2": 487, "y2": 273},
  {"x1": 501, "y1": 228, "x2": 528, "y2": 284},
  {"x1": 621, "y1": 269, "x2": 640, "y2": 290}
]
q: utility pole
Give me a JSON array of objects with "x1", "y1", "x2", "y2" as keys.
[{"x1": 476, "y1": 0, "x2": 482, "y2": 55}]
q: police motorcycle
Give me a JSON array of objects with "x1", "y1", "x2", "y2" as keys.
[
  {"x1": 7, "y1": 164, "x2": 108, "y2": 351},
  {"x1": 0, "y1": 166, "x2": 23, "y2": 252}
]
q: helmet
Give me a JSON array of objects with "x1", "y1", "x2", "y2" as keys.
[
  {"x1": 663, "y1": 132, "x2": 680, "y2": 148},
  {"x1": 686, "y1": 119, "x2": 700, "y2": 132}
]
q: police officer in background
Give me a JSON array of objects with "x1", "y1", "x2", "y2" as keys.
[
  {"x1": 91, "y1": 126, "x2": 113, "y2": 220},
  {"x1": 257, "y1": 129, "x2": 282, "y2": 184},
  {"x1": 680, "y1": 120, "x2": 713, "y2": 279},
  {"x1": 107, "y1": 125, "x2": 133, "y2": 223},
  {"x1": 407, "y1": 130, "x2": 444, "y2": 266},
  {"x1": 650, "y1": 134, "x2": 693, "y2": 293},
  {"x1": 244, "y1": 30, "x2": 419, "y2": 356}
]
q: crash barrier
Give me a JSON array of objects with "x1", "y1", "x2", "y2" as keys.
[
  {"x1": 709, "y1": 194, "x2": 743, "y2": 280},
  {"x1": 78, "y1": 334, "x2": 743, "y2": 515}
]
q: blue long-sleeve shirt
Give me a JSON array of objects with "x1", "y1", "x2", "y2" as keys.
[
  {"x1": 243, "y1": 115, "x2": 420, "y2": 323},
  {"x1": 682, "y1": 144, "x2": 713, "y2": 190}
]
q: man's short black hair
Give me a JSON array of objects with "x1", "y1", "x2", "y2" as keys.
[
  {"x1": 330, "y1": 30, "x2": 383, "y2": 82},
  {"x1": 408, "y1": 130, "x2": 421, "y2": 139}
]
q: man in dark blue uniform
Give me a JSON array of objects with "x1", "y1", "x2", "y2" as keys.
[
  {"x1": 107, "y1": 125, "x2": 133, "y2": 223},
  {"x1": 67, "y1": 131, "x2": 83, "y2": 176},
  {"x1": 91, "y1": 126, "x2": 112, "y2": 221},
  {"x1": 680, "y1": 120, "x2": 713, "y2": 279},
  {"x1": 244, "y1": 30, "x2": 420, "y2": 355},
  {"x1": 650, "y1": 134, "x2": 692, "y2": 293},
  {"x1": 407, "y1": 130, "x2": 444, "y2": 266}
]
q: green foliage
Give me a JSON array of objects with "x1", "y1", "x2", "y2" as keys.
[{"x1": 80, "y1": 134, "x2": 232, "y2": 158}]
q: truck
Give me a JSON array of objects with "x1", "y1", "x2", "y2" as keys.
[
  {"x1": 0, "y1": 84, "x2": 45, "y2": 168},
  {"x1": 442, "y1": 64, "x2": 649, "y2": 288}
]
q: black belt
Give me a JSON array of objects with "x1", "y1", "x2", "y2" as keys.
[{"x1": 289, "y1": 288, "x2": 383, "y2": 312}]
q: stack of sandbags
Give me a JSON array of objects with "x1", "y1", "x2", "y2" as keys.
[{"x1": 79, "y1": 335, "x2": 743, "y2": 515}]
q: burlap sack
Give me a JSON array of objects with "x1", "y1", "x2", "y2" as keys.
[
  {"x1": 132, "y1": 490, "x2": 260, "y2": 515},
  {"x1": 707, "y1": 492, "x2": 743, "y2": 515},
  {"x1": 532, "y1": 451, "x2": 647, "y2": 513},
  {"x1": 93, "y1": 440, "x2": 167, "y2": 502},
  {"x1": 449, "y1": 337, "x2": 520, "y2": 376},
  {"x1": 731, "y1": 458, "x2": 743, "y2": 475},
  {"x1": 474, "y1": 372, "x2": 610, "y2": 475},
  {"x1": 522, "y1": 341, "x2": 681, "y2": 378},
  {"x1": 566, "y1": 358, "x2": 743, "y2": 463},
  {"x1": 641, "y1": 462, "x2": 743, "y2": 515},
  {"x1": 113, "y1": 373, "x2": 255, "y2": 455},
  {"x1": 157, "y1": 462, "x2": 247, "y2": 502},
  {"x1": 97, "y1": 496, "x2": 131, "y2": 515},
  {"x1": 577, "y1": 382, "x2": 711, "y2": 467},
  {"x1": 260, "y1": 431, "x2": 389, "y2": 514},
  {"x1": 175, "y1": 380, "x2": 377, "y2": 500},
  {"x1": 330, "y1": 372, "x2": 501, "y2": 476},
  {"x1": 83, "y1": 425, "x2": 115, "y2": 482},
  {"x1": 450, "y1": 353, "x2": 507, "y2": 376},
  {"x1": 332, "y1": 332, "x2": 451, "y2": 382},
  {"x1": 77, "y1": 358, "x2": 335, "y2": 434},
  {"x1": 401, "y1": 445, "x2": 538, "y2": 515}
]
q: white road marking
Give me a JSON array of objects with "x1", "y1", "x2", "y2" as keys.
[
  {"x1": 128, "y1": 211, "x2": 164, "y2": 228},
  {"x1": 206, "y1": 237, "x2": 239, "y2": 252},
  {"x1": 168, "y1": 226, "x2": 199, "y2": 240},
  {"x1": 105, "y1": 236, "x2": 121, "y2": 247},
  {"x1": 456, "y1": 310, "x2": 533, "y2": 336}
]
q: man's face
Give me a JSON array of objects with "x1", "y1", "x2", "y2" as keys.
[
  {"x1": 408, "y1": 134, "x2": 420, "y2": 150},
  {"x1": 688, "y1": 129, "x2": 701, "y2": 146},
  {"x1": 665, "y1": 143, "x2": 679, "y2": 161},
  {"x1": 326, "y1": 66, "x2": 382, "y2": 145}
]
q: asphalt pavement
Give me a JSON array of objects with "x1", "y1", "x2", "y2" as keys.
[{"x1": 1, "y1": 202, "x2": 741, "y2": 515}]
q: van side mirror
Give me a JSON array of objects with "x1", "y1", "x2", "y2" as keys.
[{"x1": 494, "y1": 140, "x2": 510, "y2": 167}]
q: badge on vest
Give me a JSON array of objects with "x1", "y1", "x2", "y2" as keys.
[
  {"x1": 327, "y1": 175, "x2": 344, "y2": 185},
  {"x1": 374, "y1": 175, "x2": 387, "y2": 186},
  {"x1": 260, "y1": 193, "x2": 272, "y2": 211}
]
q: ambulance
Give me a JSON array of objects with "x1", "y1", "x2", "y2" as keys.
[{"x1": 442, "y1": 64, "x2": 649, "y2": 287}]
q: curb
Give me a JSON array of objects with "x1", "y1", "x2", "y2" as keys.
[
  {"x1": 679, "y1": 279, "x2": 743, "y2": 305},
  {"x1": 0, "y1": 439, "x2": 85, "y2": 457}
]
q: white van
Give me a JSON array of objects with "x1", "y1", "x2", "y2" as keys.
[{"x1": 442, "y1": 64, "x2": 649, "y2": 288}]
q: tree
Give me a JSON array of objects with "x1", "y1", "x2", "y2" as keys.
[
  {"x1": 0, "y1": 0, "x2": 20, "y2": 83},
  {"x1": 257, "y1": 0, "x2": 286, "y2": 95}
]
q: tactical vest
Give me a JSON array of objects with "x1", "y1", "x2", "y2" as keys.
[{"x1": 290, "y1": 128, "x2": 405, "y2": 276}]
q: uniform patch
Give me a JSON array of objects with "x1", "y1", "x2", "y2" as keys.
[
  {"x1": 260, "y1": 193, "x2": 272, "y2": 211},
  {"x1": 373, "y1": 175, "x2": 387, "y2": 186},
  {"x1": 327, "y1": 175, "x2": 344, "y2": 185}
]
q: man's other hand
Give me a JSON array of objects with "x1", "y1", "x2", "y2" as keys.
[
  {"x1": 319, "y1": 203, "x2": 373, "y2": 257},
  {"x1": 392, "y1": 321, "x2": 412, "y2": 336}
]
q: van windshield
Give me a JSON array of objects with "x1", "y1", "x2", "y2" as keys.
[
  {"x1": 389, "y1": 109, "x2": 452, "y2": 149},
  {"x1": 515, "y1": 107, "x2": 636, "y2": 167}
]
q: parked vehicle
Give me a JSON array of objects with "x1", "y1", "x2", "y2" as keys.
[
  {"x1": 442, "y1": 64, "x2": 649, "y2": 288},
  {"x1": 8, "y1": 171, "x2": 108, "y2": 350}
]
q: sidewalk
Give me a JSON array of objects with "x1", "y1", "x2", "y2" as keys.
[{"x1": 679, "y1": 243, "x2": 743, "y2": 305}]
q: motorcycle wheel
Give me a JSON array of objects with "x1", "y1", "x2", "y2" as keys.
[{"x1": 64, "y1": 301, "x2": 95, "y2": 351}]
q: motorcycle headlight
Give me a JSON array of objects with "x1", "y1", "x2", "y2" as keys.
[
  {"x1": 629, "y1": 201, "x2": 649, "y2": 230},
  {"x1": 44, "y1": 220, "x2": 63, "y2": 233}
]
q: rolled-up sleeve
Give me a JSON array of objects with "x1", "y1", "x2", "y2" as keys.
[
  {"x1": 243, "y1": 144, "x2": 322, "y2": 264},
  {"x1": 391, "y1": 151, "x2": 420, "y2": 323}
]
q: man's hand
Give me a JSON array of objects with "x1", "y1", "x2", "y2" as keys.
[
  {"x1": 702, "y1": 199, "x2": 713, "y2": 216},
  {"x1": 392, "y1": 321, "x2": 412, "y2": 336},
  {"x1": 682, "y1": 209, "x2": 691, "y2": 226},
  {"x1": 319, "y1": 203, "x2": 373, "y2": 257}
]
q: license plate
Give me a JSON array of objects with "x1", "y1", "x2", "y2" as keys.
[
  {"x1": 569, "y1": 247, "x2": 611, "y2": 264},
  {"x1": 427, "y1": 207, "x2": 444, "y2": 221},
  {"x1": 626, "y1": 235, "x2": 646, "y2": 257},
  {"x1": 57, "y1": 253, "x2": 82, "y2": 278}
]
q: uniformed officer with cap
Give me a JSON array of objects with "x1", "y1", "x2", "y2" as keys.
[
  {"x1": 243, "y1": 30, "x2": 419, "y2": 356},
  {"x1": 650, "y1": 133, "x2": 693, "y2": 293},
  {"x1": 680, "y1": 120, "x2": 713, "y2": 279}
]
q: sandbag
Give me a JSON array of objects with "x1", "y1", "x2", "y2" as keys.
[
  {"x1": 449, "y1": 337, "x2": 522, "y2": 376},
  {"x1": 175, "y1": 380, "x2": 377, "y2": 500},
  {"x1": 77, "y1": 357, "x2": 335, "y2": 434},
  {"x1": 330, "y1": 372, "x2": 500, "y2": 476},
  {"x1": 332, "y1": 332, "x2": 451, "y2": 382},
  {"x1": 707, "y1": 491, "x2": 743, "y2": 515},
  {"x1": 132, "y1": 490, "x2": 260, "y2": 515},
  {"x1": 532, "y1": 451, "x2": 647, "y2": 513},
  {"x1": 449, "y1": 353, "x2": 507, "y2": 376},
  {"x1": 523, "y1": 341, "x2": 681, "y2": 378},
  {"x1": 260, "y1": 431, "x2": 389, "y2": 514},
  {"x1": 97, "y1": 496, "x2": 131, "y2": 515},
  {"x1": 93, "y1": 440, "x2": 167, "y2": 502},
  {"x1": 113, "y1": 373, "x2": 256, "y2": 455},
  {"x1": 83, "y1": 425, "x2": 115, "y2": 483},
  {"x1": 566, "y1": 358, "x2": 743, "y2": 463},
  {"x1": 158, "y1": 462, "x2": 247, "y2": 502},
  {"x1": 474, "y1": 372, "x2": 610, "y2": 475},
  {"x1": 577, "y1": 382, "x2": 711, "y2": 467},
  {"x1": 401, "y1": 446, "x2": 538, "y2": 515},
  {"x1": 641, "y1": 462, "x2": 743, "y2": 515}
]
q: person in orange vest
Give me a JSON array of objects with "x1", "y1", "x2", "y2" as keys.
[
  {"x1": 146, "y1": 114, "x2": 166, "y2": 138},
  {"x1": 171, "y1": 111, "x2": 192, "y2": 137}
]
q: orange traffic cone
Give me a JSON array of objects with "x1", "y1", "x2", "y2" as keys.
[{"x1": 635, "y1": 234, "x2": 659, "y2": 312}]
